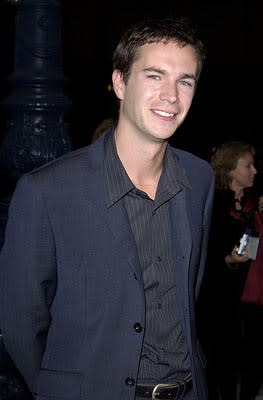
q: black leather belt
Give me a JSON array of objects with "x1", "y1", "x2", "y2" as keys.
[{"x1": 135, "y1": 376, "x2": 192, "y2": 399}]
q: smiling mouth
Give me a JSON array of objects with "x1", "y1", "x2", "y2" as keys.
[{"x1": 153, "y1": 109, "x2": 176, "y2": 118}]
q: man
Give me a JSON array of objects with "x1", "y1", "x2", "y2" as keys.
[{"x1": 0, "y1": 17, "x2": 214, "y2": 400}]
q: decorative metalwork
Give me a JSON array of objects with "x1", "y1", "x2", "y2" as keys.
[{"x1": 0, "y1": 0, "x2": 72, "y2": 182}]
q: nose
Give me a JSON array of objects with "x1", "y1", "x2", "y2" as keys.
[
  {"x1": 251, "y1": 165, "x2": 257, "y2": 175},
  {"x1": 160, "y1": 82, "x2": 178, "y2": 103}
]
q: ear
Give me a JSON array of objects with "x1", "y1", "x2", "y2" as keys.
[{"x1": 112, "y1": 70, "x2": 125, "y2": 100}]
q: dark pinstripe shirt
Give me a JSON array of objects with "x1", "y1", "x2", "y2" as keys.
[{"x1": 104, "y1": 131, "x2": 191, "y2": 384}]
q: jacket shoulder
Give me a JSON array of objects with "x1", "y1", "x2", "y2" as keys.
[{"x1": 173, "y1": 147, "x2": 214, "y2": 179}]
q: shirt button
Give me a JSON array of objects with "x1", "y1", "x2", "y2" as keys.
[
  {"x1": 125, "y1": 377, "x2": 136, "y2": 386},
  {"x1": 133, "y1": 323, "x2": 143, "y2": 333}
]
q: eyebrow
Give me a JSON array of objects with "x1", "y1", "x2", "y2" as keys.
[
  {"x1": 143, "y1": 67, "x2": 197, "y2": 81},
  {"x1": 180, "y1": 73, "x2": 197, "y2": 81},
  {"x1": 143, "y1": 67, "x2": 166, "y2": 75}
]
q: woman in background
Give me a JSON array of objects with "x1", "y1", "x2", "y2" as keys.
[{"x1": 199, "y1": 141, "x2": 263, "y2": 400}]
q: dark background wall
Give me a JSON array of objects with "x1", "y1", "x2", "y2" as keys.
[{"x1": 0, "y1": 0, "x2": 262, "y2": 160}]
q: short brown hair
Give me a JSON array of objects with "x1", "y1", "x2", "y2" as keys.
[
  {"x1": 211, "y1": 141, "x2": 255, "y2": 190},
  {"x1": 113, "y1": 16, "x2": 206, "y2": 84}
]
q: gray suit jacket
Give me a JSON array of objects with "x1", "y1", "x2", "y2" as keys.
[{"x1": 0, "y1": 130, "x2": 214, "y2": 400}]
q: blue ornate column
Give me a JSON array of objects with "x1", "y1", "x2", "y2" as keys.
[
  {"x1": 0, "y1": 1, "x2": 72, "y2": 398},
  {"x1": 0, "y1": 0, "x2": 72, "y2": 184}
]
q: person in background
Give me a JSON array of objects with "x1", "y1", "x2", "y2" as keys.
[
  {"x1": 199, "y1": 141, "x2": 263, "y2": 400},
  {"x1": 91, "y1": 117, "x2": 115, "y2": 143},
  {"x1": 0, "y1": 16, "x2": 214, "y2": 400}
]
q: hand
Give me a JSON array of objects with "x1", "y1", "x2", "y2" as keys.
[
  {"x1": 258, "y1": 196, "x2": 263, "y2": 216},
  {"x1": 225, "y1": 245, "x2": 249, "y2": 265}
]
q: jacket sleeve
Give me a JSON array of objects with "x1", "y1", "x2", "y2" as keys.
[{"x1": 0, "y1": 173, "x2": 57, "y2": 392}]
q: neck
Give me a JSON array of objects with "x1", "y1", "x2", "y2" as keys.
[
  {"x1": 229, "y1": 183, "x2": 244, "y2": 201},
  {"x1": 114, "y1": 127, "x2": 168, "y2": 199}
]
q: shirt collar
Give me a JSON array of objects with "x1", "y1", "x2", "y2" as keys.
[
  {"x1": 104, "y1": 130, "x2": 191, "y2": 208},
  {"x1": 154, "y1": 145, "x2": 191, "y2": 207}
]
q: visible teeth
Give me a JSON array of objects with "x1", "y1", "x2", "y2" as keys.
[{"x1": 154, "y1": 110, "x2": 174, "y2": 117}]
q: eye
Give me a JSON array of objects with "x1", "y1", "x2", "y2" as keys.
[
  {"x1": 147, "y1": 74, "x2": 161, "y2": 80},
  {"x1": 179, "y1": 80, "x2": 194, "y2": 88}
]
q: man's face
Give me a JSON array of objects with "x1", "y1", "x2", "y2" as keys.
[{"x1": 112, "y1": 41, "x2": 198, "y2": 143}]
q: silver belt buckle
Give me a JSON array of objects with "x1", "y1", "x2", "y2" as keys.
[{"x1": 152, "y1": 383, "x2": 177, "y2": 400}]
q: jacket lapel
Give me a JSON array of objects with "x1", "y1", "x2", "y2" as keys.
[
  {"x1": 170, "y1": 188, "x2": 192, "y2": 310},
  {"x1": 105, "y1": 199, "x2": 144, "y2": 285},
  {"x1": 85, "y1": 138, "x2": 143, "y2": 285}
]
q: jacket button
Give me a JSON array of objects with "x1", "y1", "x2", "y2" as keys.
[
  {"x1": 125, "y1": 377, "x2": 135, "y2": 386},
  {"x1": 133, "y1": 323, "x2": 143, "y2": 333}
]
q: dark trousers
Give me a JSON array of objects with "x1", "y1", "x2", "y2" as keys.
[
  {"x1": 205, "y1": 303, "x2": 263, "y2": 400},
  {"x1": 203, "y1": 304, "x2": 241, "y2": 400},
  {"x1": 239, "y1": 302, "x2": 263, "y2": 400}
]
